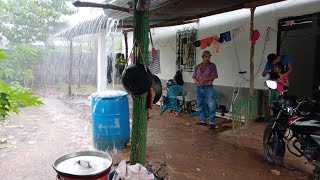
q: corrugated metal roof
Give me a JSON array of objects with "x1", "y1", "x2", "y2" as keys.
[
  {"x1": 50, "y1": 15, "x2": 118, "y2": 39},
  {"x1": 51, "y1": 0, "x2": 285, "y2": 38}
]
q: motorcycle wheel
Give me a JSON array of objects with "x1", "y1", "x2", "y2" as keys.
[{"x1": 263, "y1": 122, "x2": 285, "y2": 165}]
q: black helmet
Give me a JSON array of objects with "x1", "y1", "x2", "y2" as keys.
[{"x1": 166, "y1": 79, "x2": 177, "y2": 87}]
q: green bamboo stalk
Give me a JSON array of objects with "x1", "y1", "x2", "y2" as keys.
[{"x1": 130, "y1": 0, "x2": 150, "y2": 165}]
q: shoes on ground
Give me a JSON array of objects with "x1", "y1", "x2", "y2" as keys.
[{"x1": 196, "y1": 122, "x2": 207, "y2": 126}]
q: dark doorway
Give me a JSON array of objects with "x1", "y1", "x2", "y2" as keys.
[{"x1": 278, "y1": 13, "x2": 320, "y2": 97}]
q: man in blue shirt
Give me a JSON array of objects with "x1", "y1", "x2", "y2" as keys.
[
  {"x1": 262, "y1": 53, "x2": 293, "y2": 79},
  {"x1": 263, "y1": 54, "x2": 293, "y2": 117}
]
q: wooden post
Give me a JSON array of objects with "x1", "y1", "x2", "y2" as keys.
[
  {"x1": 68, "y1": 39, "x2": 73, "y2": 96},
  {"x1": 124, "y1": 32, "x2": 128, "y2": 59},
  {"x1": 130, "y1": 0, "x2": 150, "y2": 165},
  {"x1": 249, "y1": 7, "x2": 256, "y2": 96}
]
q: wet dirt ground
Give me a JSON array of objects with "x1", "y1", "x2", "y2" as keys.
[{"x1": 0, "y1": 95, "x2": 312, "y2": 180}]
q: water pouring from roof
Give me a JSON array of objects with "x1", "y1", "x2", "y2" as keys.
[{"x1": 42, "y1": 13, "x2": 125, "y2": 97}]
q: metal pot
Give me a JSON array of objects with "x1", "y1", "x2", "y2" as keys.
[
  {"x1": 121, "y1": 63, "x2": 153, "y2": 95},
  {"x1": 53, "y1": 151, "x2": 112, "y2": 180},
  {"x1": 152, "y1": 74, "x2": 162, "y2": 104}
]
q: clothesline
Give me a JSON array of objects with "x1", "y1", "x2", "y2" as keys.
[{"x1": 192, "y1": 25, "x2": 248, "y2": 54}]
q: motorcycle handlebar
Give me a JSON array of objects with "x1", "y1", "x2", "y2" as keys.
[{"x1": 294, "y1": 100, "x2": 307, "y2": 111}]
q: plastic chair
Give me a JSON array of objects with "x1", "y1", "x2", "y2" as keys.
[{"x1": 160, "y1": 85, "x2": 185, "y2": 115}]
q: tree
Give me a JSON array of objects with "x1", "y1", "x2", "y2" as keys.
[
  {"x1": 0, "y1": 0, "x2": 76, "y2": 88},
  {"x1": 0, "y1": 49, "x2": 43, "y2": 119},
  {"x1": 0, "y1": 45, "x2": 43, "y2": 87},
  {"x1": 130, "y1": 0, "x2": 150, "y2": 165},
  {"x1": 0, "y1": 0, "x2": 75, "y2": 45}
]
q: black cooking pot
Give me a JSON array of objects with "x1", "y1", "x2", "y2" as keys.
[
  {"x1": 152, "y1": 74, "x2": 162, "y2": 104},
  {"x1": 121, "y1": 63, "x2": 153, "y2": 95}
]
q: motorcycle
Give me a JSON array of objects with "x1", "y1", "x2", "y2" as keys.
[{"x1": 263, "y1": 80, "x2": 320, "y2": 179}]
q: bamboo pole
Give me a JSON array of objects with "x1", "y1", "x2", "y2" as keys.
[
  {"x1": 130, "y1": 0, "x2": 150, "y2": 165},
  {"x1": 249, "y1": 7, "x2": 256, "y2": 96}
]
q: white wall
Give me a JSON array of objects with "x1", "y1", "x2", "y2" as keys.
[{"x1": 125, "y1": 0, "x2": 320, "y2": 90}]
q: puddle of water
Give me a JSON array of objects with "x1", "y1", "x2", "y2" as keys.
[
  {"x1": 28, "y1": 141, "x2": 36, "y2": 145},
  {"x1": 8, "y1": 141, "x2": 17, "y2": 145}
]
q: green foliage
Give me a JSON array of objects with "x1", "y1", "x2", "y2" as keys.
[
  {"x1": 116, "y1": 57, "x2": 128, "y2": 66},
  {"x1": 0, "y1": 44, "x2": 43, "y2": 84},
  {"x1": 0, "y1": 0, "x2": 76, "y2": 44},
  {"x1": 0, "y1": 80, "x2": 43, "y2": 118},
  {"x1": 0, "y1": 49, "x2": 43, "y2": 119},
  {"x1": 0, "y1": 49, "x2": 7, "y2": 60}
]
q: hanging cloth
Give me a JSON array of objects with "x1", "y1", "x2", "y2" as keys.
[
  {"x1": 183, "y1": 43, "x2": 194, "y2": 65},
  {"x1": 212, "y1": 35, "x2": 220, "y2": 53},
  {"x1": 219, "y1": 31, "x2": 231, "y2": 43},
  {"x1": 231, "y1": 26, "x2": 244, "y2": 39},
  {"x1": 193, "y1": 40, "x2": 201, "y2": 47},
  {"x1": 149, "y1": 28, "x2": 157, "y2": 60},
  {"x1": 251, "y1": 29, "x2": 260, "y2": 45},
  {"x1": 200, "y1": 36, "x2": 214, "y2": 49}
]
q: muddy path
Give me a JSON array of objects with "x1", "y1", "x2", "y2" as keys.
[
  {"x1": 0, "y1": 96, "x2": 311, "y2": 180},
  {"x1": 147, "y1": 107, "x2": 310, "y2": 180},
  {"x1": 0, "y1": 97, "x2": 92, "y2": 180}
]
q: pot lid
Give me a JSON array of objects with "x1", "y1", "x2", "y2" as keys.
[{"x1": 53, "y1": 151, "x2": 112, "y2": 176}]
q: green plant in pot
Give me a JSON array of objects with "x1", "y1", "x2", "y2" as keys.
[{"x1": 115, "y1": 53, "x2": 128, "y2": 77}]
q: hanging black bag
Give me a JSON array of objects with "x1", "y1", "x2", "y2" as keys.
[{"x1": 174, "y1": 70, "x2": 184, "y2": 86}]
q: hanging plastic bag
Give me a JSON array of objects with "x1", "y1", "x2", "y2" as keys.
[{"x1": 174, "y1": 70, "x2": 184, "y2": 86}]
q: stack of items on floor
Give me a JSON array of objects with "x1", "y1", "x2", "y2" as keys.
[{"x1": 111, "y1": 160, "x2": 155, "y2": 180}]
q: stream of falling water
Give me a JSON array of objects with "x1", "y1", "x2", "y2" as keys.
[
  {"x1": 43, "y1": 13, "x2": 124, "y2": 97},
  {"x1": 41, "y1": 13, "x2": 131, "y2": 153}
]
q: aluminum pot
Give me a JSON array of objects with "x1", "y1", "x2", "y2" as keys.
[{"x1": 53, "y1": 151, "x2": 112, "y2": 180}]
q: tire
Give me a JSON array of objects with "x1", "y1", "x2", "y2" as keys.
[{"x1": 263, "y1": 122, "x2": 285, "y2": 165}]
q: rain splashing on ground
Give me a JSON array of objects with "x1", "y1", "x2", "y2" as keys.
[{"x1": 30, "y1": 11, "x2": 132, "y2": 159}]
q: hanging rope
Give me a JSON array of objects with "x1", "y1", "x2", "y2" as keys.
[{"x1": 234, "y1": 27, "x2": 272, "y2": 81}]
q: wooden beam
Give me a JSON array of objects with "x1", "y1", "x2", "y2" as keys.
[
  {"x1": 157, "y1": 4, "x2": 243, "y2": 27},
  {"x1": 121, "y1": 19, "x2": 199, "y2": 32},
  {"x1": 151, "y1": 19, "x2": 199, "y2": 28},
  {"x1": 249, "y1": 7, "x2": 256, "y2": 96},
  {"x1": 244, "y1": 0, "x2": 284, "y2": 8},
  {"x1": 72, "y1": 0, "x2": 130, "y2": 13}
]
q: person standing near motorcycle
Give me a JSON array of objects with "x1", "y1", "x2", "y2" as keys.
[
  {"x1": 263, "y1": 54, "x2": 292, "y2": 117},
  {"x1": 274, "y1": 63, "x2": 289, "y2": 95},
  {"x1": 262, "y1": 54, "x2": 293, "y2": 80},
  {"x1": 192, "y1": 50, "x2": 218, "y2": 129},
  {"x1": 269, "y1": 63, "x2": 289, "y2": 101}
]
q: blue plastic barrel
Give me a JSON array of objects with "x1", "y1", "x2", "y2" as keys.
[{"x1": 91, "y1": 91, "x2": 130, "y2": 151}]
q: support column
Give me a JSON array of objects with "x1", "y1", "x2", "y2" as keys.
[
  {"x1": 68, "y1": 39, "x2": 73, "y2": 96},
  {"x1": 124, "y1": 32, "x2": 128, "y2": 60},
  {"x1": 249, "y1": 7, "x2": 256, "y2": 96},
  {"x1": 97, "y1": 31, "x2": 107, "y2": 92}
]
